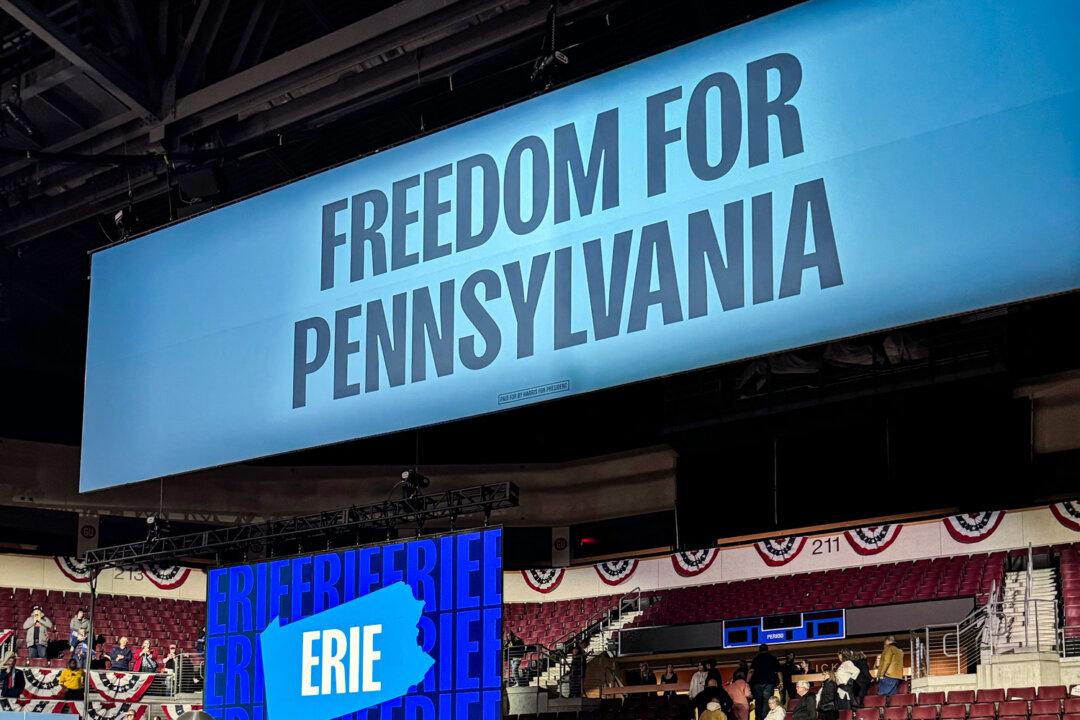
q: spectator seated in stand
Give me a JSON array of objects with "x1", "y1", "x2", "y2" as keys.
[{"x1": 792, "y1": 681, "x2": 816, "y2": 720}]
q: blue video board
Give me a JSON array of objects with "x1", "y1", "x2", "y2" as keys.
[
  {"x1": 203, "y1": 528, "x2": 502, "y2": 720},
  {"x1": 81, "y1": 0, "x2": 1080, "y2": 490},
  {"x1": 723, "y1": 610, "x2": 845, "y2": 648}
]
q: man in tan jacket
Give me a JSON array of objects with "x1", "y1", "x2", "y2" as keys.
[{"x1": 875, "y1": 636, "x2": 904, "y2": 696}]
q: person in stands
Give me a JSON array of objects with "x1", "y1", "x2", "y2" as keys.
[
  {"x1": 636, "y1": 661, "x2": 656, "y2": 686},
  {"x1": 89, "y1": 636, "x2": 108, "y2": 670},
  {"x1": 109, "y1": 636, "x2": 133, "y2": 671},
  {"x1": 780, "y1": 652, "x2": 805, "y2": 702},
  {"x1": 59, "y1": 657, "x2": 84, "y2": 699},
  {"x1": 764, "y1": 695, "x2": 786, "y2": 720},
  {"x1": 816, "y1": 670, "x2": 840, "y2": 720},
  {"x1": 23, "y1": 605, "x2": 53, "y2": 659},
  {"x1": 706, "y1": 658, "x2": 723, "y2": 685},
  {"x1": 726, "y1": 670, "x2": 752, "y2": 720},
  {"x1": 69, "y1": 609, "x2": 90, "y2": 650},
  {"x1": 163, "y1": 643, "x2": 180, "y2": 694},
  {"x1": 72, "y1": 629, "x2": 89, "y2": 668},
  {"x1": 850, "y1": 650, "x2": 872, "y2": 707},
  {"x1": 875, "y1": 637, "x2": 904, "y2": 696},
  {"x1": 568, "y1": 645, "x2": 585, "y2": 698},
  {"x1": 790, "y1": 681, "x2": 816, "y2": 720},
  {"x1": 133, "y1": 638, "x2": 159, "y2": 672},
  {"x1": 689, "y1": 660, "x2": 709, "y2": 700},
  {"x1": 736, "y1": 659, "x2": 750, "y2": 679},
  {"x1": 660, "y1": 664, "x2": 678, "y2": 698},
  {"x1": 0, "y1": 655, "x2": 25, "y2": 698},
  {"x1": 196, "y1": 627, "x2": 207, "y2": 654},
  {"x1": 505, "y1": 630, "x2": 525, "y2": 686},
  {"x1": 748, "y1": 644, "x2": 781, "y2": 720},
  {"x1": 695, "y1": 676, "x2": 734, "y2": 719},
  {"x1": 833, "y1": 651, "x2": 859, "y2": 709}
]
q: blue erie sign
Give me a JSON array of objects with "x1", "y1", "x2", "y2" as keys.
[
  {"x1": 203, "y1": 529, "x2": 502, "y2": 720},
  {"x1": 80, "y1": 0, "x2": 1080, "y2": 490}
]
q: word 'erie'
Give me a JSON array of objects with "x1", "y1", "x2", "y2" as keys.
[{"x1": 301, "y1": 624, "x2": 383, "y2": 697}]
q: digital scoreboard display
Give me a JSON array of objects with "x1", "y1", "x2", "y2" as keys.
[
  {"x1": 204, "y1": 528, "x2": 502, "y2": 720},
  {"x1": 723, "y1": 609, "x2": 845, "y2": 648}
]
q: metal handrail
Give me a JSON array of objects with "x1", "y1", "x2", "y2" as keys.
[{"x1": 506, "y1": 587, "x2": 645, "y2": 694}]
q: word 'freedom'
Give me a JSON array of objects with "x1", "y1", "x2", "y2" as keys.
[{"x1": 292, "y1": 52, "x2": 843, "y2": 409}]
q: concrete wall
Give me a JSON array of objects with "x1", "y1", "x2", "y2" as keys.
[{"x1": 0, "y1": 553, "x2": 206, "y2": 601}]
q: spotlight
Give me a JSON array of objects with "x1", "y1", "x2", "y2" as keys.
[
  {"x1": 401, "y1": 469, "x2": 430, "y2": 492},
  {"x1": 146, "y1": 515, "x2": 171, "y2": 541}
]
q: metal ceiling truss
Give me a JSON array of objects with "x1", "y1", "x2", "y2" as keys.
[
  {"x1": 0, "y1": 0, "x2": 617, "y2": 247},
  {"x1": 81, "y1": 481, "x2": 519, "y2": 570}
]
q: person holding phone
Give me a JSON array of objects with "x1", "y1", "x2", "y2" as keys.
[{"x1": 22, "y1": 605, "x2": 53, "y2": 659}]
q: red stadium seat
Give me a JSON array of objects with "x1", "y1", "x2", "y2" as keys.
[
  {"x1": 911, "y1": 707, "x2": 938, "y2": 720},
  {"x1": 1030, "y1": 700, "x2": 1061, "y2": 716},
  {"x1": 948, "y1": 693, "x2": 976, "y2": 705},
  {"x1": 1031, "y1": 716, "x2": 1058, "y2": 720},
  {"x1": 884, "y1": 708, "x2": 909, "y2": 720},
  {"x1": 856, "y1": 709, "x2": 882, "y2": 720},
  {"x1": 920, "y1": 694, "x2": 947, "y2": 707},
  {"x1": 1007, "y1": 689, "x2": 1036, "y2": 701},
  {"x1": 998, "y1": 701, "x2": 1028, "y2": 718},
  {"x1": 1065, "y1": 699, "x2": 1080, "y2": 715},
  {"x1": 866, "y1": 697, "x2": 888, "y2": 708},
  {"x1": 938, "y1": 705, "x2": 966, "y2": 720},
  {"x1": 1037, "y1": 688, "x2": 1067, "y2": 701},
  {"x1": 977, "y1": 691, "x2": 1006, "y2": 704},
  {"x1": 891, "y1": 695, "x2": 917, "y2": 708},
  {"x1": 968, "y1": 704, "x2": 995, "y2": 719}
]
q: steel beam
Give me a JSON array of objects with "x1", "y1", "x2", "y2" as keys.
[
  {"x1": 0, "y1": 0, "x2": 155, "y2": 118},
  {"x1": 81, "y1": 482, "x2": 519, "y2": 569}
]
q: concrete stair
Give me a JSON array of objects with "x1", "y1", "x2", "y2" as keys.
[
  {"x1": 992, "y1": 569, "x2": 1058, "y2": 652},
  {"x1": 533, "y1": 609, "x2": 643, "y2": 691}
]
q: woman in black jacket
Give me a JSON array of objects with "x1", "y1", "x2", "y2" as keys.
[{"x1": 816, "y1": 671, "x2": 839, "y2": 720}]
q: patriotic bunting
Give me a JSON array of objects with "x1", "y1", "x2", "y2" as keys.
[
  {"x1": 88, "y1": 670, "x2": 157, "y2": 703},
  {"x1": 53, "y1": 556, "x2": 95, "y2": 583},
  {"x1": 943, "y1": 511, "x2": 1005, "y2": 543},
  {"x1": 162, "y1": 704, "x2": 204, "y2": 720},
  {"x1": 22, "y1": 667, "x2": 66, "y2": 700},
  {"x1": 141, "y1": 564, "x2": 192, "y2": 590},
  {"x1": 521, "y1": 568, "x2": 565, "y2": 594},
  {"x1": 754, "y1": 537, "x2": 807, "y2": 567},
  {"x1": 595, "y1": 559, "x2": 638, "y2": 586},
  {"x1": 844, "y1": 525, "x2": 902, "y2": 555},
  {"x1": 671, "y1": 548, "x2": 719, "y2": 577},
  {"x1": 1049, "y1": 501, "x2": 1080, "y2": 532},
  {"x1": 0, "y1": 699, "x2": 144, "y2": 716}
]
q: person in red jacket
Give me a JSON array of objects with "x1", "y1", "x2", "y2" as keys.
[{"x1": 132, "y1": 638, "x2": 159, "y2": 673}]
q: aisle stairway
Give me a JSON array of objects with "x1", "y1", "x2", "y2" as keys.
[
  {"x1": 533, "y1": 608, "x2": 643, "y2": 692},
  {"x1": 992, "y1": 568, "x2": 1059, "y2": 653}
]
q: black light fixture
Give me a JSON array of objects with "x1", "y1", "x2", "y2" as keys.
[
  {"x1": 401, "y1": 468, "x2": 430, "y2": 494},
  {"x1": 146, "y1": 515, "x2": 171, "y2": 542}
]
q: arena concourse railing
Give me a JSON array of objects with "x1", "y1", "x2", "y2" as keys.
[{"x1": 909, "y1": 597, "x2": 1060, "y2": 678}]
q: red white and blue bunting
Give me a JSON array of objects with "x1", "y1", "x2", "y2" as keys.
[
  {"x1": 22, "y1": 668, "x2": 66, "y2": 700},
  {"x1": 755, "y1": 537, "x2": 807, "y2": 567},
  {"x1": 1050, "y1": 501, "x2": 1080, "y2": 532},
  {"x1": 595, "y1": 559, "x2": 638, "y2": 586},
  {"x1": 162, "y1": 703, "x2": 204, "y2": 720},
  {"x1": 53, "y1": 556, "x2": 95, "y2": 583},
  {"x1": 671, "y1": 548, "x2": 719, "y2": 577},
  {"x1": 88, "y1": 670, "x2": 157, "y2": 703},
  {"x1": 844, "y1": 525, "x2": 903, "y2": 556},
  {"x1": 943, "y1": 511, "x2": 1005, "y2": 544},
  {"x1": 0, "y1": 699, "x2": 144, "y2": 716},
  {"x1": 141, "y1": 563, "x2": 191, "y2": 590},
  {"x1": 521, "y1": 568, "x2": 565, "y2": 594},
  {"x1": 52, "y1": 557, "x2": 191, "y2": 590}
]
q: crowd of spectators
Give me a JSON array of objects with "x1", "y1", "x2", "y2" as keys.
[
  {"x1": 1, "y1": 603, "x2": 205, "y2": 699},
  {"x1": 663, "y1": 638, "x2": 907, "y2": 720}
]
